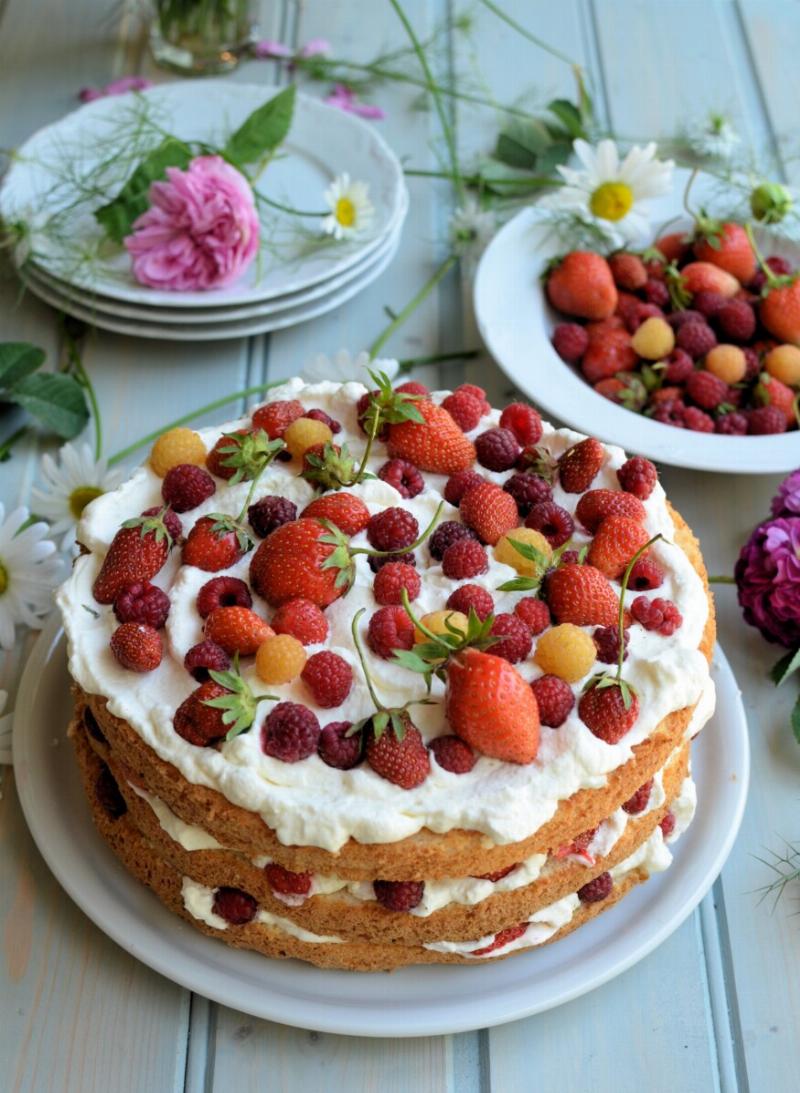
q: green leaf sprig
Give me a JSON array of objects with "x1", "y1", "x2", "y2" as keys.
[
  {"x1": 496, "y1": 537, "x2": 573, "y2": 594},
  {"x1": 0, "y1": 341, "x2": 90, "y2": 457},
  {"x1": 769, "y1": 647, "x2": 800, "y2": 745},
  {"x1": 205, "y1": 654, "x2": 277, "y2": 741},
  {"x1": 203, "y1": 428, "x2": 286, "y2": 554}
]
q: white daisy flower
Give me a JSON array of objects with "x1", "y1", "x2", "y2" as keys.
[
  {"x1": 449, "y1": 197, "x2": 496, "y2": 256},
  {"x1": 322, "y1": 174, "x2": 375, "y2": 240},
  {"x1": 31, "y1": 442, "x2": 124, "y2": 551},
  {"x1": 686, "y1": 112, "x2": 740, "y2": 162},
  {"x1": 0, "y1": 505, "x2": 63, "y2": 651},
  {"x1": 545, "y1": 139, "x2": 674, "y2": 246},
  {"x1": 303, "y1": 349, "x2": 399, "y2": 385}
]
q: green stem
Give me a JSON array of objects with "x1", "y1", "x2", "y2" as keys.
[
  {"x1": 351, "y1": 608, "x2": 385, "y2": 712},
  {"x1": 403, "y1": 167, "x2": 558, "y2": 189},
  {"x1": 617, "y1": 534, "x2": 664, "y2": 683},
  {"x1": 108, "y1": 380, "x2": 283, "y2": 466},
  {"x1": 475, "y1": 0, "x2": 580, "y2": 68},
  {"x1": 682, "y1": 166, "x2": 699, "y2": 221},
  {"x1": 62, "y1": 322, "x2": 102, "y2": 461},
  {"x1": 0, "y1": 424, "x2": 29, "y2": 462},
  {"x1": 368, "y1": 253, "x2": 457, "y2": 358},
  {"x1": 352, "y1": 407, "x2": 381, "y2": 485},
  {"x1": 400, "y1": 586, "x2": 447, "y2": 647},
  {"x1": 708, "y1": 575, "x2": 736, "y2": 585},
  {"x1": 253, "y1": 191, "x2": 327, "y2": 218},
  {"x1": 352, "y1": 500, "x2": 444, "y2": 558},
  {"x1": 397, "y1": 348, "x2": 480, "y2": 372},
  {"x1": 744, "y1": 221, "x2": 777, "y2": 286}
]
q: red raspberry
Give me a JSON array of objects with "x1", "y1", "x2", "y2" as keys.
[
  {"x1": 252, "y1": 399, "x2": 304, "y2": 439},
  {"x1": 514, "y1": 597, "x2": 551, "y2": 634},
  {"x1": 552, "y1": 322, "x2": 589, "y2": 363},
  {"x1": 686, "y1": 369, "x2": 728, "y2": 410},
  {"x1": 455, "y1": 383, "x2": 490, "y2": 410},
  {"x1": 396, "y1": 380, "x2": 430, "y2": 396},
  {"x1": 471, "y1": 923, "x2": 528, "y2": 957},
  {"x1": 628, "y1": 556, "x2": 664, "y2": 590},
  {"x1": 196, "y1": 576, "x2": 252, "y2": 618},
  {"x1": 142, "y1": 506, "x2": 182, "y2": 542},
  {"x1": 617, "y1": 455, "x2": 658, "y2": 500},
  {"x1": 676, "y1": 320, "x2": 717, "y2": 359},
  {"x1": 444, "y1": 469, "x2": 484, "y2": 507},
  {"x1": 430, "y1": 520, "x2": 477, "y2": 560},
  {"x1": 303, "y1": 408, "x2": 341, "y2": 433},
  {"x1": 660, "y1": 811, "x2": 677, "y2": 838},
  {"x1": 742, "y1": 347, "x2": 761, "y2": 382},
  {"x1": 622, "y1": 778, "x2": 653, "y2": 815},
  {"x1": 631, "y1": 595, "x2": 683, "y2": 635},
  {"x1": 683, "y1": 405, "x2": 715, "y2": 432},
  {"x1": 691, "y1": 290, "x2": 726, "y2": 318},
  {"x1": 367, "y1": 507, "x2": 419, "y2": 552},
  {"x1": 173, "y1": 681, "x2": 230, "y2": 746},
  {"x1": 643, "y1": 278, "x2": 669, "y2": 307},
  {"x1": 373, "y1": 562, "x2": 421, "y2": 606},
  {"x1": 318, "y1": 721, "x2": 362, "y2": 769},
  {"x1": 623, "y1": 301, "x2": 663, "y2": 334},
  {"x1": 475, "y1": 427, "x2": 521, "y2": 472},
  {"x1": 265, "y1": 863, "x2": 312, "y2": 896},
  {"x1": 577, "y1": 871, "x2": 613, "y2": 904},
  {"x1": 716, "y1": 411, "x2": 748, "y2": 435},
  {"x1": 184, "y1": 639, "x2": 231, "y2": 681},
  {"x1": 748, "y1": 405, "x2": 788, "y2": 434},
  {"x1": 367, "y1": 605, "x2": 415, "y2": 658},
  {"x1": 301, "y1": 651, "x2": 353, "y2": 708},
  {"x1": 212, "y1": 887, "x2": 258, "y2": 925},
  {"x1": 664, "y1": 349, "x2": 694, "y2": 384},
  {"x1": 499, "y1": 403, "x2": 543, "y2": 446},
  {"x1": 447, "y1": 583, "x2": 494, "y2": 620},
  {"x1": 442, "y1": 538, "x2": 489, "y2": 579},
  {"x1": 161, "y1": 464, "x2": 216, "y2": 513},
  {"x1": 377, "y1": 458, "x2": 424, "y2": 499},
  {"x1": 368, "y1": 550, "x2": 417, "y2": 574},
  {"x1": 114, "y1": 580, "x2": 170, "y2": 628},
  {"x1": 525, "y1": 501, "x2": 574, "y2": 548},
  {"x1": 531, "y1": 674, "x2": 574, "y2": 727},
  {"x1": 503, "y1": 472, "x2": 553, "y2": 516},
  {"x1": 489, "y1": 613, "x2": 533, "y2": 663},
  {"x1": 767, "y1": 255, "x2": 793, "y2": 275},
  {"x1": 652, "y1": 398, "x2": 686, "y2": 428},
  {"x1": 592, "y1": 625, "x2": 629, "y2": 664},
  {"x1": 717, "y1": 299, "x2": 755, "y2": 343},
  {"x1": 442, "y1": 390, "x2": 485, "y2": 431},
  {"x1": 247, "y1": 495, "x2": 297, "y2": 538},
  {"x1": 110, "y1": 622, "x2": 162, "y2": 672},
  {"x1": 373, "y1": 880, "x2": 425, "y2": 911},
  {"x1": 429, "y1": 734, "x2": 476, "y2": 773},
  {"x1": 261, "y1": 702, "x2": 320, "y2": 762},
  {"x1": 95, "y1": 764, "x2": 127, "y2": 819},
  {"x1": 270, "y1": 598, "x2": 328, "y2": 645},
  {"x1": 666, "y1": 309, "x2": 704, "y2": 329}
]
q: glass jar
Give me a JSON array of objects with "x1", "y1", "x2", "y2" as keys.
[{"x1": 149, "y1": 0, "x2": 258, "y2": 76}]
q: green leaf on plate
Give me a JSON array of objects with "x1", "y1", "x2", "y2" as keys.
[
  {"x1": 0, "y1": 342, "x2": 45, "y2": 389},
  {"x1": 546, "y1": 98, "x2": 586, "y2": 139},
  {"x1": 94, "y1": 136, "x2": 193, "y2": 243},
  {"x1": 792, "y1": 693, "x2": 800, "y2": 745},
  {"x1": 770, "y1": 647, "x2": 800, "y2": 686},
  {"x1": 494, "y1": 117, "x2": 554, "y2": 170},
  {"x1": 223, "y1": 85, "x2": 296, "y2": 169},
  {"x1": 7, "y1": 372, "x2": 89, "y2": 438}
]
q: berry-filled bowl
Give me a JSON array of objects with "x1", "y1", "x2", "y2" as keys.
[{"x1": 474, "y1": 168, "x2": 800, "y2": 473}]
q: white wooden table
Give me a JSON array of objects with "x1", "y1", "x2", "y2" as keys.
[{"x1": 2, "y1": 2, "x2": 799, "y2": 1090}]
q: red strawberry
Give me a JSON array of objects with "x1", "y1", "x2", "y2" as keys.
[
  {"x1": 109, "y1": 622, "x2": 163, "y2": 672},
  {"x1": 580, "y1": 330, "x2": 637, "y2": 384},
  {"x1": 578, "y1": 679, "x2": 639, "y2": 743},
  {"x1": 608, "y1": 252, "x2": 647, "y2": 291},
  {"x1": 545, "y1": 564, "x2": 620, "y2": 628},
  {"x1": 173, "y1": 680, "x2": 230, "y2": 746},
  {"x1": 366, "y1": 717, "x2": 430, "y2": 789},
  {"x1": 756, "y1": 372, "x2": 797, "y2": 426},
  {"x1": 183, "y1": 515, "x2": 249, "y2": 572},
  {"x1": 558, "y1": 437, "x2": 604, "y2": 493},
  {"x1": 575, "y1": 488, "x2": 646, "y2": 532},
  {"x1": 251, "y1": 399, "x2": 304, "y2": 439},
  {"x1": 459, "y1": 481, "x2": 518, "y2": 545},
  {"x1": 250, "y1": 518, "x2": 344, "y2": 607},
  {"x1": 546, "y1": 252, "x2": 618, "y2": 320},
  {"x1": 204, "y1": 606, "x2": 273, "y2": 656},
  {"x1": 654, "y1": 231, "x2": 691, "y2": 264},
  {"x1": 761, "y1": 277, "x2": 800, "y2": 345},
  {"x1": 93, "y1": 510, "x2": 174, "y2": 604},
  {"x1": 301, "y1": 492, "x2": 370, "y2": 536},
  {"x1": 471, "y1": 923, "x2": 528, "y2": 957},
  {"x1": 587, "y1": 515, "x2": 650, "y2": 579},
  {"x1": 386, "y1": 400, "x2": 476, "y2": 474},
  {"x1": 693, "y1": 221, "x2": 756, "y2": 284},
  {"x1": 445, "y1": 648, "x2": 540, "y2": 764},
  {"x1": 680, "y1": 261, "x2": 740, "y2": 299}
]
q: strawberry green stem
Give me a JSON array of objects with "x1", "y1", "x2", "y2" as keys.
[
  {"x1": 743, "y1": 221, "x2": 776, "y2": 287},
  {"x1": 708, "y1": 575, "x2": 736, "y2": 585},
  {"x1": 351, "y1": 500, "x2": 445, "y2": 558},
  {"x1": 400, "y1": 586, "x2": 447, "y2": 647},
  {"x1": 352, "y1": 407, "x2": 381, "y2": 485},
  {"x1": 351, "y1": 608, "x2": 386, "y2": 712},
  {"x1": 617, "y1": 533, "x2": 664, "y2": 683},
  {"x1": 682, "y1": 167, "x2": 699, "y2": 221},
  {"x1": 368, "y1": 254, "x2": 457, "y2": 358}
]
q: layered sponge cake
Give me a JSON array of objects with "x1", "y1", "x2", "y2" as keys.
[{"x1": 58, "y1": 376, "x2": 715, "y2": 969}]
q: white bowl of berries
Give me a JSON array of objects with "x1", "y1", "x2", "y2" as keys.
[{"x1": 474, "y1": 169, "x2": 800, "y2": 473}]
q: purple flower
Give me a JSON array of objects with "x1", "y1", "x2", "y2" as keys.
[
  {"x1": 299, "y1": 37, "x2": 331, "y2": 58},
  {"x1": 735, "y1": 516, "x2": 800, "y2": 648},
  {"x1": 78, "y1": 76, "x2": 152, "y2": 103},
  {"x1": 253, "y1": 39, "x2": 293, "y2": 59},
  {"x1": 324, "y1": 84, "x2": 385, "y2": 120},
  {"x1": 771, "y1": 469, "x2": 800, "y2": 517}
]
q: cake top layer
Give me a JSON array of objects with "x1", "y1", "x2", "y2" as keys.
[{"x1": 58, "y1": 377, "x2": 712, "y2": 852}]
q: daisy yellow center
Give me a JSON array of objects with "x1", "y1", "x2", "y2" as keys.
[
  {"x1": 69, "y1": 485, "x2": 103, "y2": 520},
  {"x1": 335, "y1": 197, "x2": 356, "y2": 228},
  {"x1": 0, "y1": 562, "x2": 7, "y2": 596},
  {"x1": 590, "y1": 181, "x2": 634, "y2": 222}
]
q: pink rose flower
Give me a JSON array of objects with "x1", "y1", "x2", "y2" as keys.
[{"x1": 124, "y1": 155, "x2": 260, "y2": 292}]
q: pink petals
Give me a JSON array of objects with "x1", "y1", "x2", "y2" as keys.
[
  {"x1": 324, "y1": 84, "x2": 385, "y2": 120},
  {"x1": 78, "y1": 76, "x2": 152, "y2": 103}
]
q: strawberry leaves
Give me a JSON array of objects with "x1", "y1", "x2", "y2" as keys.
[
  {"x1": 392, "y1": 590, "x2": 497, "y2": 688},
  {"x1": 217, "y1": 428, "x2": 285, "y2": 484},
  {"x1": 206, "y1": 512, "x2": 254, "y2": 554},
  {"x1": 121, "y1": 507, "x2": 175, "y2": 548},
  {"x1": 497, "y1": 538, "x2": 571, "y2": 593},
  {"x1": 205, "y1": 655, "x2": 276, "y2": 740},
  {"x1": 301, "y1": 440, "x2": 360, "y2": 491}
]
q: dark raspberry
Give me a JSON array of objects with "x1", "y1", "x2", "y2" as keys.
[
  {"x1": 301, "y1": 651, "x2": 353, "y2": 708},
  {"x1": 444, "y1": 469, "x2": 484, "y2": 507},
  {"x1": 142, "y1": 506, "x2": 182, "y2": 542},
  {"x1": 531, "y1": 674, "x2": 574, "y2": 727},
  {"x1": 367, "y1": 605, "x2": 415, "y2": 658},
  {"x1": 396, "y1": 380, "x2": 430, "y2": 396},
  {"x1": 264, "y1": 863, "x2": 313, "y2": 896},
  {"x1": 429, "y1": 520, "x2": 477, "y2": 560},
  {"x1": 378, "y1": 458, "x2": 424, "y2": 499},
  {"x1": 184, "y1": 639, "x2": 231, "y2": 681},
  {"x1": 742, "y1": 347, "x2": 760, "y2": 383},
  {"x1": 446, "y1": 583, "x2": 494, "y2": 620},
  {"x1": 552, "y1": 322, "x2": 589, "y2": 363},
  {"x1": 623, "y1": 301, "x2": 663, "y2": 333},
  {"x1": 261, "y1": 702, "x2": 320, "y2": 762},
  {"x1": 686, "y1": 370, "x2": 728, "y2": 410},
  {"x1": 676, "y1": 320, "x2": 717, "y2": 359},
  {"x1": 429, "y1": 734, "x2": 476, "y2": 774},
  {"x1": 247, "y1": 495, "x2": 297, "y2": 538},
  {"x1": 666, "y1": 309, "x2": 704, "y2": 330},
  {"x1": 716, "y1": 411, "x2": 748, "y2": 436},
  {"x1": 514, "y1": 597, "x2": 551, "y2": 634},
  {"x1": 643, "y1": 278, "x2": 669, "y2": 307},
  {"x1": 652, "y1": 398, "x2": 686, "y2": 428},
  {"x1": 499, "y1": 403, "x2": 543, "y2": 446},
  {"x1": 577, "y1": 871, "x2": 613, "y2": 904},
  {"x1": 373, "y1": 562, "x2": 421, "y2": 605},
  {"x1": 525, "y1": 501, "x2": 574, "y2": 548},
  {"x1": 503, "y1": 472, "x2": 553, "y2": 516},
  {"x1": 442, "y1": 390, "x2": 485, "y2": 431},
  {"x1": 442, "y1": 538, "x2": 489, "y2": 580},
  {"x1": 628, "y1": 556, "x2": 664, "y2": 590},
  {"x1": 691, "y1": 290, "x2": 726, "y2": 318},
  {"x1": 748, "y1": 405, "x2": 787, "y2": 435},
  {"x1": 622, "y1": 778, "x2": 653, "y2": 815},
  {"x1": 367, "y1": 507, "x2": 419, "y2": 552},
  {"x1": 373, "y1": 879, "x2": 425, "y2": 912},
  {"x1": 161, "y1": 463, "x2": 216, "y2": 513},
  {"x1": 683, "y1": 405, "x2": 715, "y2": 432},
  {"x1": 368, "y1": 551, "x2": 417, "y2": 574},
  {"x1": 95, "y1": 763, "x2": 127, "y2": 819},
  {"x1": 593, "y1": 625, "x2": 629, "y2": 664},
  {"x1": 717, "y1": 299, "x2": 755, "y2": 343},
  {"x1": 196, "y1": 576, "x2": 252, "y2": 618},
  {"x1": 489, "y1": 613, "x2": 532, "y2": 663},
  {"x1": 631, "y1": 595, "x2": 683, "y2": 635},
  {"x1": 114, "y1": 580, "x2": 170, "y2": 628},
  {"x1": 559, "y1": 550, "x2": 582, "y2": 566},
  {"x1": 304, "y1": 408, "x2": 341, "y2": 433},
  {"x1": 212, "y1": 887, "x2": 257, "y2": 925},
  {"x1": 767, "y1": 255, "x2": 793, "y2": 276},
  {"x1": 318, "y1": 721, "x2": 362, "y2": 770},
  {"x1": 617, "y1": 455, "x2": 658, "y2": 500},
  {"x1": 660, "y1": 811, "x2": 677, "y2": 838},
  {"x1": 663, "y1": 348, "x2": 694, "y2": 384},
  {"x1": 475, "y1": 427, "x2": 521, "y2": 472}
]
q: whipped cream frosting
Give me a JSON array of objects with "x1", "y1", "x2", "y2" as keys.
[{"x1": 60, "y1": 378, "x2": 713, "y2": 851}]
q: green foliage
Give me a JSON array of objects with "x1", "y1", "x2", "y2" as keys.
[
  {"x1": 223, "y1": 85, "x2": 297, "y2": 169},
  {"x1": 0, "y1": 341, "x2": 89, "y2": 441},
  {"x1": 95, "y1": 137, "x2": 193, "y2": 243}
]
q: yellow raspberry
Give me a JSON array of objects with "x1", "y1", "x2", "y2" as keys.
[
  {"x1": 705, "y1": 344, "x2": 745, "y2": 384},
  {"x1": 533, "y1": 624, "x2": 596, "y2": 683},
  {"x1": 283, "y1": 417, "x2": 333, "y2": 459},
  {"x1": 255, "y1": 634, "x2": 307, "y2": 685},
  {"x1": 765, "y1": 344, "x2": 800, "y2": 386},
  {"x1": 631, "y1": 317, "x2": 675, "y2": 361},
  {"x1": 149, "y1": 428, "x2": 206, "y2": 478},
  {"x1": 415, "y1": 610, "x2": 468, "y2": 644},
  {"x1": 494, "y1": 527, "x2": 552, "y2": 576}
]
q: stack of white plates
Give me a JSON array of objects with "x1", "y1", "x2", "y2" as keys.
[{"x1": 1, "y1": 82, "x2": 408, "y2": 340}]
